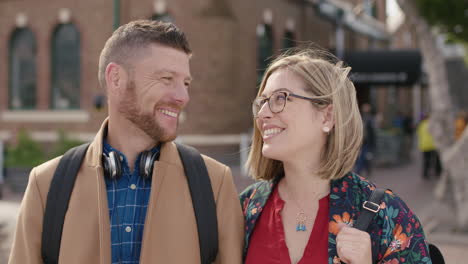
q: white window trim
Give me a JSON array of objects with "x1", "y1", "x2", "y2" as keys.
[{"x1": 1, "y1": 110, "x2": 90, "y2": 123}]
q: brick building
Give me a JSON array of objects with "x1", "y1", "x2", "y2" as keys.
[{"x1": 0, "y1": 0, "x2": 388, "y2": 147}]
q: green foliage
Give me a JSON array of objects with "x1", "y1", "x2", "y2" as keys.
[
  {"x1": 4, "y1": 130, "x2": 85, "y2": 168},
  {"x1": 415, "y1": 0, "x2": 468, "y2": 42},
  {"x1": 50, "y1": 130, "x2": 84, "y2": 158},
  {"x1": 5, "y1": 130, "x2": 45, "y2": 168},
  {"x1": 465, "y1": 43, "x2": 468, "y2": 65}
]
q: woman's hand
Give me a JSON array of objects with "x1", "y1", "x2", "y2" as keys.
[{"x1": 336, "y1": 223, "x2": 372, "y2": 264}]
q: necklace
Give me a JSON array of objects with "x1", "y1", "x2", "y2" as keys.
[
  {"x1": 295, "y1": 209, "x2": 307, "y2": 232},
  {"x1": 281, "y1": 182, "x2": 328, "y2": 232}
]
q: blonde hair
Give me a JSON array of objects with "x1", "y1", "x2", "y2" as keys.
[{"x1": 247, "y1": 48, "x2": 363, "y2": 181}]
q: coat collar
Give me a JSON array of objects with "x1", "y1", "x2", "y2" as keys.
[
  {"x1": 85, "y1": 117, "x2": 183, "y2": 169},
  {"x1": 241, "y1": 174, "x2": 355, "y2": 259},
  {"x1": 86, "y1": 118, "x2": 186, "y2": 263},
  {"x1": 243, "y1": 176, "x2": 350, "y2": 228}
]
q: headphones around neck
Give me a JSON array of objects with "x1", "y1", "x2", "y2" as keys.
[{"x1": 102, "y1": 150, "x2": 160, "y2": 181}]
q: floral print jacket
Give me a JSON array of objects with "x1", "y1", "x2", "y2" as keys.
[{"x1": 239, "y1": 172, "x2": 432, "y2": 264}]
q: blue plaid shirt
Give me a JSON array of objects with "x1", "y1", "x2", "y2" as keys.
[{"x1": 103, "y1": 141, "x2": 160, "y2": 264}]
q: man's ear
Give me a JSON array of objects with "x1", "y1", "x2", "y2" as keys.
[
  {"x1": 105, "y1": 63, "x2": 126, "y2": 92},
  {"x1": 322, "y1": 104, "x2": 335, "y2": 132}
]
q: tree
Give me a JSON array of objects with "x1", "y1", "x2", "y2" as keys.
[
  {"x1": 397, "y1": 0, "x2": 468, "y2": 229},
  {"x1": 415, "y1": 0, "x2": 468, "y2": 42}
]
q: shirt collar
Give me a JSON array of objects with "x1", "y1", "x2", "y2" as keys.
[{"x1": 102, "y1": 139, "x2": 161, "y2": 175}]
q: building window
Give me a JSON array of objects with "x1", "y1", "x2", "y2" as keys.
[
  {"x1": 371, "y1": 2, "x2": 378, "y2": 18},
  {"x1": 282, "y1": 30, "x2": 296, "y2": 50},
  {"x1": 257, "y1": 23, "x2": 274, "y2": 84},
  {"x1": 9, "y1": 28, "x2": 37, "y2": 110},
  {"x1": 51, "y1": 23, "x2": 81, "y2": 109},
  {"x1": 151, "y1": 13, "x2": 172, "y2": 22},
  {"x1": 151, "y1": 0, "x2": 172, "y2": 22}
]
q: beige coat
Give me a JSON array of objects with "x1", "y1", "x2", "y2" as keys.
[{"x1": 9, "y1": 121, "x2": 244, "y2": 264}]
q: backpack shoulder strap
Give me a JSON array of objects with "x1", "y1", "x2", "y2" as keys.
[
  {"x1": 354, "y1": 188, "x2": 386, "y2": 263},
  {"x1": 355, "y1": 188, "x2": 445, "y2": 264},
  {"x1": 429, "y1": 243, "x2": 445, "y2": 264},
  {"x1": 41, "y1": 143, "x2": 90, "y2": 264},
  {"x1": 355, "y1": 188, "x2": 386, "y2": 232},
  {"x1": 176, "y1": 143, "x2": 218, "y2": 264}
]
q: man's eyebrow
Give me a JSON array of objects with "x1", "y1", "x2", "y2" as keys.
[{"x1": 152, "y1": 70, "x2": 192, "y2": 81}]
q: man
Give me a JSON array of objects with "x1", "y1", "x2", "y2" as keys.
[{"x1": 9, "y1": 20, "x2": 244, "y2": 264}]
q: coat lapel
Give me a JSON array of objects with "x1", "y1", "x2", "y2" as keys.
[
  {"x1": 327, "y1": 173, "x2": 369, "y2": 263},
  {"x1": 83, "y1": 119, "x2": 112, "y2": 264},
  {"x1": 242, "y1": 181, "x2": 275, "y2": 256},
  {"x1": 139, "y1": 160, "x2": 170, "y2": 263},
  {"x1": 241, "y1": 173, "x2": 373, "y2": 264},
  {"x1": 139, "y1": 142, "x2": 202, "y2": 263}
]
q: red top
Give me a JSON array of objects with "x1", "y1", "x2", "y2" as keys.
[{"x1": 245, "y1": 186, "x2": 330, "y2": 264}]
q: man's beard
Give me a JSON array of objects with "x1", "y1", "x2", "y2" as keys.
[{"x1": 117, "y1": 79, "x2": 178, "y2": 143}]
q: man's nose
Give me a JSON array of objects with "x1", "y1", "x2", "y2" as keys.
[{"x1": 173, "y1": 83, "x2": 190, "y2": 106}]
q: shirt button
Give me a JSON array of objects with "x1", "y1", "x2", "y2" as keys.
[
  {"x1": 125, "y1": 226, "x2": 132, "y2": 232},
  {"x1": 130, "y1": 184, "x2": 136, "y2": 190}
]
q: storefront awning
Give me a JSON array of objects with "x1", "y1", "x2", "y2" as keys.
[{"x1": 343, "y1": 50, "x2": 422, "y2": 86}]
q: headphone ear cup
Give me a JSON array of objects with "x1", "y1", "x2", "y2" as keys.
[
  {"x1": 112, "y1": 151, "x2": 122, "y2": 180},
  {"x1": 139, "y1": 151, "x2": 158, "y2": 180},
  {"x1": 102, "y1": 154, "x2": 111, "y2": 178},
  {"x1": 139, "y1": 151, "x2": 150, "y2": 180},
  {"x1": 104, "y1": 151, "x2": 122, "y2": 180}
]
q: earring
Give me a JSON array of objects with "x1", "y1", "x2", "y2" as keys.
[{"x1": 323, "y1": 127, "x2": 330, "y2": 133}]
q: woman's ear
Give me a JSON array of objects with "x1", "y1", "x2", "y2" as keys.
[{"x1": 322, "y1": 104, "x2": 335, "y2": 133}]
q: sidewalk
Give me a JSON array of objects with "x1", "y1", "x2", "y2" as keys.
[
  {"x1": 365, "y1": 156, "x2": 468, "y2": 264},
  {"x1": 0, "y1": 200, "x2": 20, "y2": 263}
]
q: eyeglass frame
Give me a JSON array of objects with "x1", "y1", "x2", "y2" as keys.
[{"x1": 252, "y1": 89, "x2": 328, "y2": 117}]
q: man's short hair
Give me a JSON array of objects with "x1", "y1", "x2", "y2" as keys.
[{"x1": 98, "y1": 20, "x2": 191, "y2": 89}]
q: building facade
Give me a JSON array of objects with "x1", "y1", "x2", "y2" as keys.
[{"x1": 0, "y1": 0, "x2": 388, "y2": 147}]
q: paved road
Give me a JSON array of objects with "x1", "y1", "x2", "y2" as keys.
[{"x1": 0, "y1": 201, "x2": 19, "y2": 264}]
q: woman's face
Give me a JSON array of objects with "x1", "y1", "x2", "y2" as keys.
[{"x1": 255, "y1": 69, "x2": 328, "y2": 163}]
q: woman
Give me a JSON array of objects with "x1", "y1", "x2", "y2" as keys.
[{"x1": 240, "y1": 49, "x2": 431, "y2": 264}]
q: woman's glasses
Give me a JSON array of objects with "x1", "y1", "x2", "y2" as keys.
[{"x1": 252, "y1": 90, "x2": 327, "y2": 117}]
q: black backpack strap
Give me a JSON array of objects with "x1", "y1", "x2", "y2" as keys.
[
  {"x1": 354, "y1": 188, "x2": 386, "y2": 263},
  {"x1": 355, "y1": 188, "x2": 445, "y2": 264},
  {"x1": 176, "y1": 143, "x2": 218, "y2": 264},
  {"x1": 41, "y1": 143, "x2": 90, "y2": 264},
  {"x1": 429, "y1": 244, "x2": 445, "y2": 264},
  {"x1": 355, "y1": 188, "x2": 386, "y2": 231}
]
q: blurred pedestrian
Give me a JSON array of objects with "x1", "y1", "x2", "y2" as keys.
[
  {"x1": 416, "y1": 114, "x2": 442, "y2": 179},
  {"x1": 401, "y1": 111, "x2": 414, "y2": 162},
  {"x1": 355, "y1": 103, "x2": 376, "y2": 176},
  {"x1": 9, "y1": 20, "x2": 243, "y2": 264},
  {"x1": 455, "y1": 110, "x2": 467, "y2": 140},
  {"x1": 0, "y1": 140, "x2": 3, "y2": 200}
]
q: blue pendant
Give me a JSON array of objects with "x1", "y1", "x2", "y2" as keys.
[
  {"x1": 296, "y1": 211, "x2": 307, "y2": 232},
  {"x1": 296, "y1": 224, "x2": 306, "y2": 232}
]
